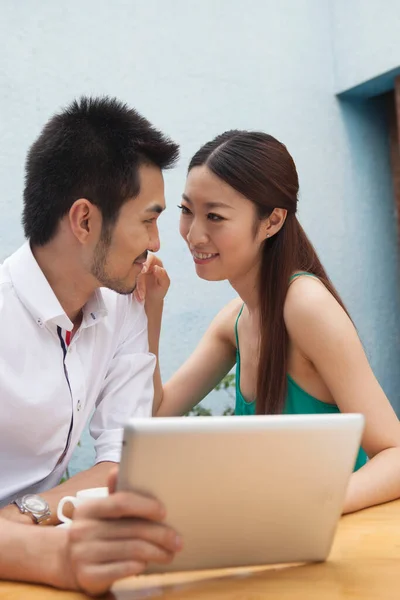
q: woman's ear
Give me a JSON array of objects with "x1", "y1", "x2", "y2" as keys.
[{"x1": 264, "y1": 208, "x2": 287, "y2": 239}]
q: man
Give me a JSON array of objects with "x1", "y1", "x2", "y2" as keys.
[
  {"x1": 0, "y1": 96, "x2": 179, "y2": 524},
  {"x1": 0, "y1": 468, "x2": 182, "y2": 595}
]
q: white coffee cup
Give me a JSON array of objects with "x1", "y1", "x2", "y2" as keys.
[{"x1": 57, "y1": 486, "x2": 109, "y2": 527}]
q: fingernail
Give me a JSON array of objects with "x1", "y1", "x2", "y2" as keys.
[
  {"x1": 174, "y1": 535, "x2": 183, "y2": 550},
  {"x1": 141, "y1": 265, "x2": 148, "y2": 274}
]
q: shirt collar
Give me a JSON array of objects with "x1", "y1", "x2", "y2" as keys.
[
  {"x1": 8, "y1": 242, "x2": 107, "y2": 331},
  {"x1": 81, "y1": 289, "x2": 108, "y2": 328}
]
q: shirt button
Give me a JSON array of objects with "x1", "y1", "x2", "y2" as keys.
[
  {"x1": 36, "y1": 318, "x2": 43, "y2": 327},
  {"x1": 77, "y1": 400, "x2": 82, "y2": 412}
]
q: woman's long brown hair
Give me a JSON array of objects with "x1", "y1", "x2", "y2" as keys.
[{"x1": 189, "y1": 131, "x2": 350, "y2": 414}]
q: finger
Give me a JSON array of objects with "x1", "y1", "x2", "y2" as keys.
[
  {"x1": 70, "y1": 518, "x2": 182, "y2": 552},
  {"x1": 154, "y1": 266, "x2": 170, "y2": 288},
  {"x1": 72, "y1": 538, "x2": 175, "y2": 566},
  {"x1": 141, "y1": 253, "x2": 158, "y2": 274},
  {"x1": 142, "y1": 254, "x2": 153, "y2": 273},
  {"x1": 74, "y1": 491, "x2": 166, "y2": 522},
  {"x1": 107, "y1": 466, "x2": 119, "y2": 494},
  {"x1": 75, "y1": 560, "x2": 146, "y2": 596},
  {"x1": 141, "y1": 254, "x2": 153, "y2": 274},
  {"x1": 147, "y1": 253, "x2": 164, "y2": 269},
  {"x1": 134, "y1": 274, "x2": 146, "y2": 302}
]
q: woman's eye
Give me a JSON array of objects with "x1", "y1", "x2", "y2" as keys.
[
  {"x1": 177, "y1": 204, "x2": 192, "y2": 215},
  {"x1": 207, "y1": 213, "x2": 224, "y2": 222}
]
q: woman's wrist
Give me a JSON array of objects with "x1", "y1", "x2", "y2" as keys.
[
  {"x1": 146, "y1": 300, "x2": 164, "y2": 355},
  {"x1": 144, "y1": 293, "x2": 164, "y2": 310}
]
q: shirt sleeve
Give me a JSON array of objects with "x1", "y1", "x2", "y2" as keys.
[{"x1": 89, "y1": 298, "x2": 156, "y2": 464}]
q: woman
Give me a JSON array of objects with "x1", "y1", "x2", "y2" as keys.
[{"x1": 140, "y1": 130, "x2": 400, "y2": 514}]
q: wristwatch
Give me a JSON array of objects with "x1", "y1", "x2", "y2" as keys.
[{"x1": 13, "y1": 494, "x2": 51, "y2": 524}]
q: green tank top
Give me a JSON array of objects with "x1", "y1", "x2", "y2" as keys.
[{"x1": 234, "y1": 272, "x2": 367, "y2": 472}]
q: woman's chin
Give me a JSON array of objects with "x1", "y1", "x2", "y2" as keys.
[{"x1": 194, "y1": 266, "x2": 227, "y2": 282}]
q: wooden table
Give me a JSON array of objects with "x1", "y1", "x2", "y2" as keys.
[{"x1": 1, "y1": 500, "x2": 400, "y2": 599}]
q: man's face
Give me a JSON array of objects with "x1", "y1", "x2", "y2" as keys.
[{"x1": 91, "y1": 164, "x2": 165, "y2": 295}]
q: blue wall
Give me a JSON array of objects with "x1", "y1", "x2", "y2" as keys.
[
  {"x1": 336, "y1": 95, "x2": 400, "y2": 405},
  {"x1": 0, "y1": 0, "x2": 398, "y2": 474},
  {"x1": 332, "y1": 0, "x2": 400, "y2": 94}
]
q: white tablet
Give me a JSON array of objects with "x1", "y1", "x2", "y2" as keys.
[{"x1": 117, "y1": 413, "x2": 364, "y2": 573}]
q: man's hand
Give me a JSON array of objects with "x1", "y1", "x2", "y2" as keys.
[
  {"x1": 0, "y1": 469, "x2": 182, "y2": 596},
  {"x1": 135, "y1": 254, "x2": 170, "y2": 306},
  {"x1": 61, "y1": 468, "x2": 182, "y2": 596}
]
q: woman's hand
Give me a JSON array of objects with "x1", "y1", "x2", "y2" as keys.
[{"x1": 135, "y1": 254, "x2": 170, "y2": 307}]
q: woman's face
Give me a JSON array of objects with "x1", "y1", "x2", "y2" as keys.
[{"x1": 180, "y1": 166, "x2": 267, "y2": 283}]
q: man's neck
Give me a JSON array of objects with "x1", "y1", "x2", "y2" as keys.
[{"x1": 31, "y1": 241, "x2": 95, "y2": 326}]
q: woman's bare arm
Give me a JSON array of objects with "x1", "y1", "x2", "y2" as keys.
[{"x1": 285, "y1": 277, "x2": 400, "y2": 513}]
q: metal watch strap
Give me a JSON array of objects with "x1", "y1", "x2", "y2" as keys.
[{"x1": 13, "y1": 495, "x2": 51, "y2": 524}]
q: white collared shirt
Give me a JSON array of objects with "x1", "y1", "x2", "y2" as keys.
[{"x1": 0, "y1": 242, "x2": 155, "y2": 506}]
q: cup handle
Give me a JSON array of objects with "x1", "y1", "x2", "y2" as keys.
[{"x1": 57, "y1": 496, "x2": 78, "y2": 525}]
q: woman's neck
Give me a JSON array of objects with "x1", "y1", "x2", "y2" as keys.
[{"x1": 229, "y1": 263, "x2": 260, "y2": 316}]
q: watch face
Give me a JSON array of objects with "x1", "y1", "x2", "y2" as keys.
[{"x1": 22, "y1": 494, "x2": 48, "y2": 514}]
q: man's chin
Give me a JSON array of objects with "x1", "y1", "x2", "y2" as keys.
[
  {"x1": 103, "y1": 280, "x2": 137, "y2": 296},
  {"x1": 117, "y1": 283, "x2": 136, "y2": 296},
  {"x1": 119, "y1": 286, "x2": 136, "y2": 296}
]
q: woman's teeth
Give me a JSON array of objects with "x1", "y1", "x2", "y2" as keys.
[{"x1": 193, "y1": 252, "x2": 217, "y2": 259}]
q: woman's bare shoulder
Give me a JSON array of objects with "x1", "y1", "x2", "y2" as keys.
[{"x1": 210, "y1": 297, "x2": 244, "y2": 343}]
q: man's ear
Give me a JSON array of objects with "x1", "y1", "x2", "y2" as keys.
[{"x1": 68, "y1": 199, "x2": 101, "y2": 243}]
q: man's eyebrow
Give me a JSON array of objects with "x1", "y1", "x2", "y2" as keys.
[
  {"x1": 145, "y1": 204, "x2": 165, "y2": 214},
  {"x1": 182, "y1": 193, "x2": 233, "y2": 210}
]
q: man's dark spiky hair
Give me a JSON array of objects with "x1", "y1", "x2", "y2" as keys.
[{"x1": 23, "y1": 96, "x2": 179, "y2": 245}]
